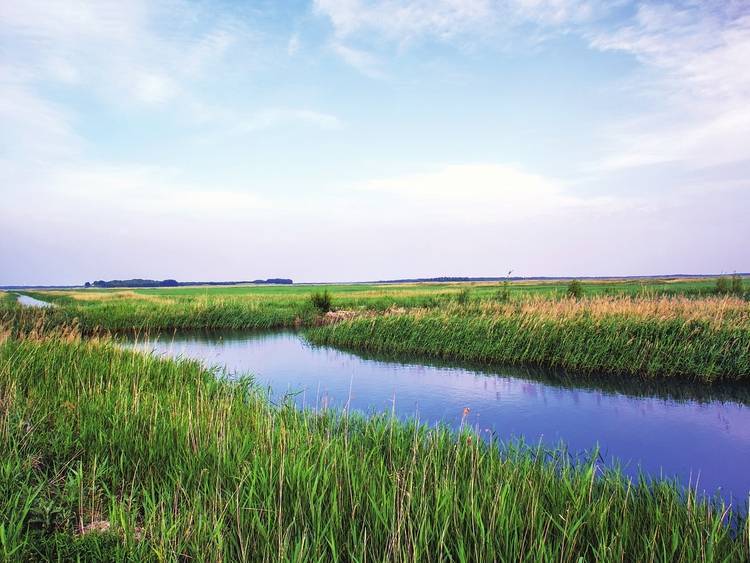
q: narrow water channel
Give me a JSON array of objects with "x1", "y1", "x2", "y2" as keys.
[
  {"x1": 130, "y1": 330, "x2": 750, "y2": 509},
  {"x1": 14, "y1": 294, "x2": 53, "y2": 308}
]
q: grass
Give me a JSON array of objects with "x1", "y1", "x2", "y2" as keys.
[
  {"x1": 1, "y1": 330, "x2": 748, "y2": 561},
  {"x1": 6, "y1": 292, "x2": 316, "y2": 334},
  {"x1": 309, "y1": 290, "x2": 333, "y2": 313},
  {"x1": 7, "y1": 278, "x2": 749, "y2": 381},
  {"x1": 306, "y1": 296, "x2": 750, "y2": 383}
]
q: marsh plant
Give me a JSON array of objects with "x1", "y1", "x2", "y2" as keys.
[
  {"x1": 6, "y1": 282, "x2": 749, "y2": 381},
  {"x1": 310, "y1": 289, "x2": 333, "y2": 313},
  {"x1": 716, "y1": 276, "x2": 731, "y2": 294},
  {"x1": 567, "y1": 279, "x2": 583, "y2": 299},
  {"x1": 307, "y1": 295, "x2": 750, "y2": 381},
  {"x1": 494, "y1": 270, "x2": 513, "y2": 303},
  {"x1": 456, "y1": 287, "x2": 471, "y2": 305},
  {"x1": 1, "y1": 332, "x2": 748, "y2": 561},
  {"x1": 732, "y1": 273, "x2": 744, "y2": 295}
]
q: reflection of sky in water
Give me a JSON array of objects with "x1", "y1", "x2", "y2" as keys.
[
  {"x1": 129, "y1": 331, "x2": 750, "y2": 508},
  {"x1": 16, "y1": 294, "x2": 52, "y2": 308}
]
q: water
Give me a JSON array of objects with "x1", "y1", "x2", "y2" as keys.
[
  {"x1": 129, "y1": 330, "x2": 750, "y2": 508},
  {"x1": 15, "y1": 294, "x2": 53, "y2": 308}
]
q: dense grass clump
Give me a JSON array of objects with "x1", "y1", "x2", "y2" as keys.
[
  {"x1": 716, "y1": 274, "x2": 745, "y2": 296},
  {"x1": 306, "y1": 296, "x2": 750, "y2": 382},
  {"x1": 309, "y1": 290, "x2": 333, "y2": 313},
  {"x1": 1, "y1": 332, "x2": 747, "y2": 561},
  {"x1": 567, "y1": 279, "x2": 583, "y2": 299}
]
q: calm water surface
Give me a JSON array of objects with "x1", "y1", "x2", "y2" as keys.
[
  {"x1": 130, "y1": 330, "x2": 750, "y2": 508},
  {"x1": 16, "y1": 294, "x2": 53, "y2": 307}
]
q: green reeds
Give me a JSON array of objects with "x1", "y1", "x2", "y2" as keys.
[
  {"x1": 306, "y1": 297, "x2": 750, "y2": 382},
  {"x1": 1, "y1": 333, "x2": 747, "y2": 560},
  {"x1": 8, "y1": 289, "x2": 750, "y2": 381},
  {"x1": 310, "y1": 290, "x2": 333, "y2": 313}
]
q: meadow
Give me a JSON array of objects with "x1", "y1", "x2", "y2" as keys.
[
  {"x1": 1, "y1": 329, "x2": 748, "y2": 561},
  {"x1": 6, "y1": 276, "x2": 749, "y2": 381}
]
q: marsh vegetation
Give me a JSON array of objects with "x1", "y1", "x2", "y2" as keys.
[
  {"x1": 1, "y1": 330, "x2": 748, "y2": 561},
  {"x1": 1, "y1": 277, "x2": 749, "y2": 560},
  {"x1": 7, "y1": 277, "x2": 749, "y2": 381}
]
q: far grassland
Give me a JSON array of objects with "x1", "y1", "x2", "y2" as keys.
[
  {"x1": 1, "y1": 329, "x2": 748, "y2": 561},
  {"x1": 6, "y1": 276, "x2": 749, "y2": 382}
]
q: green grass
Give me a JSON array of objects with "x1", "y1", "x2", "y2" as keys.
[
  {"x1": 15, "y1": 277, "x2": 741, "y2": 332},
  {"x1": 1, "y1": 333, "x2": 747, "y2": 561},
  {"x1": 306, "y1": 299, "x2": 750, "y2": 382},
  {"x1": 133, "y1": 278, "x2": 733, "y2": 301},
  {"x1": 8, "y1": 292, "x2": 315, "y2": 334},
  {"x1": 26, "y1": 276, "x2": 737, "y2": 302},
  {"x1": 5, "y1": 279, "x2": 748, "y2": 382}
]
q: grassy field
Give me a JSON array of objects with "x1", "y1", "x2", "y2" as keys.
[
  {"x1": 2, "y1": 330, "x2": 747, "y2": 561},
  {"x1": 6, "y1": 277, "x2": 748, "y2": 381}
]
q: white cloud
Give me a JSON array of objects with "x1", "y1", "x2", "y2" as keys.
[
  {"x1": 0, "y1": 0, "x2": 251, "y2": 111},
  {"x1": 0, "y1": 76, "x2": 80, "y2": 163},
  {"x1": 314, "y1": 1, "x2": 750, "y2": 178},
  {"x1": 3, "y1": 162, "x2": 271, "y2": 221},
  {"x1": 132, "y1": 72, "x2": 179, "y2": 104},
  {"x1": 0, "y1": 0, "x2": 145, "y2": 43},
  {"x1": 314, "y1": 0, "x2": 609, "y2": 43},
  {"x1": 511, "y1": 0, "x2": 608, "y2": 26},
  {"x1": 313, "y1": 0, "x2": 618, "y2": 76},
  {"x1": 589, "y1": 4, "x2": 750, "y2": 171},
  {"x1": 315, "y1": 0, "x2": 496, "y2": 40},
  {"x1": 356, "y1": 163, "x2": 620, "y2": 222},
  {"x1": 331, "y1": 42, "x2": 385, "y2": 78}
]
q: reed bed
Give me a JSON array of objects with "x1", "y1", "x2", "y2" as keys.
[
  {"x1": 5, "y1": 294, "x2": 314, "y2": 334},
  {"x1": 1, "y1": 331, "x2": 747, "y2": 561},
  {"x1": 462, "y1": 295, "x2": 750, "y2": 328},
  {"x1": 9, "y1": 290, "x2": 750, "y2": 381},
  {"x1": 306, "y1": 296, "x2": 750, "y2": 382}
]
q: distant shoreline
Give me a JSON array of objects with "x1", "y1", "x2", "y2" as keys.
[{"x1": 2, "y1": 272, "x2": 747, "y2": 291}]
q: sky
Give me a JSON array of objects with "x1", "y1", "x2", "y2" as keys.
[{"x1": 1, "y1": 0, "x2": 749, "y2": 285}]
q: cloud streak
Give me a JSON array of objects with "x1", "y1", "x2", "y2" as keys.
[
  {"x1": 590, "y1": 3, "x2": 750, "y2": 171},
  {"x1": 356, "y1": 163, "x2": 620, "y2": 221}
]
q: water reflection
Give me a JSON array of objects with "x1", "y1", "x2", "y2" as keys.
[
  {"x1": 15, "y1": 294, "x2": 53, "y2": 308},
  {"x1": 126, "y1": 330, "x2": 750, "y2": 508}
]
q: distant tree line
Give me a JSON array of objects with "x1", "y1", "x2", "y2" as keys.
[{"x1": 84, "y1": 278, "x2": 293, "y2": 288}]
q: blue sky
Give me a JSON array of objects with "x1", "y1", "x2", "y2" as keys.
[{"x1": 2, "y1": 0, "x2": 749, "y2": 284}]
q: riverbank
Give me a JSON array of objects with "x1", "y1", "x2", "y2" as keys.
[
  {"x1": 4, "y1": 287, "x2": 749, "y2": 382},
  {"x1": 307, "y1": 297, "x2": 750, "y2": 382},
  {"x1": 1, "y1": 330, "x2": 747, "y2": 561}
]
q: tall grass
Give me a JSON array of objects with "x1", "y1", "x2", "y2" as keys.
[
  {"x1": 1, "y1": 332, "x2": 747, "y2": 561},
  {"x1": 8, "y1": 289, "x2": 750, "y2": 381},
  {"x1": 7, "y1": 294, "x2": 316, "y2": 334},
  {"x1": 309, "y1": 290, "x2": 333, "y2": 313},
  {"x1": 306, "y1": 296, "x2": 750, "y2": 382}
]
